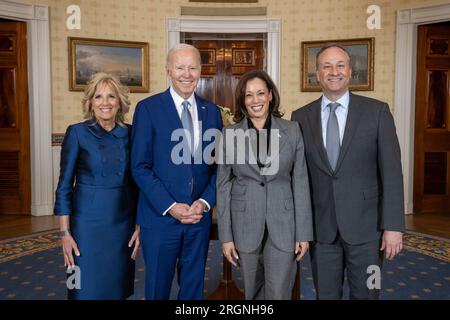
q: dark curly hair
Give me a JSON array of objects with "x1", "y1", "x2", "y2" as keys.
[{"x1": 233, "y1": 69, "x2": 283, "y2": 123}]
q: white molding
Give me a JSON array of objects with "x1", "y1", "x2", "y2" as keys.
[
  {"x1": 166, "y1": 17, "x2": 281, "y2": 88},
  {"x1": 409, "y1": 3, "x2": 450, "y2": 23},
  {"x1": 33, "y1": 4, "x2": 48, "y2": 20},
  {"x1": 267, "y1": 19, "x2": 280, "y2": 87},
  {"x1": 394, "y1": 3, "x2": 450, "y2": 215},
  {"x1": 0, "y1": 0, "x2": 53, "y2": 216},
  {"x1": 0, "y1": 0, "x2": 33, "y2": 20}
]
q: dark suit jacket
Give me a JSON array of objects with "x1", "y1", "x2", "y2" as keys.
[
  {"x1": 291, "y1": 93, "x2": 405, "y2": 245},
  {"x1": 131, "y1": 89, "x2": 223, "y2": 228}
]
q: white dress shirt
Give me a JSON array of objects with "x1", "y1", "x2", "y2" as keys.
[
  {"x1": 320, "y1": 91, "x2": 350, "y2": 148},
  {"x1": 170, "y1": 87, "x2": 200, "y2": 151}
]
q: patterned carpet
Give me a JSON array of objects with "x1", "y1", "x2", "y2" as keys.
[{"x1": 0, "y1": 230, "x2": 448, "y2": 300}]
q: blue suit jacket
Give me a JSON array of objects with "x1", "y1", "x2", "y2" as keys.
[{"x1": 131, "y1": 89, "x2": 223, "y2": 228}]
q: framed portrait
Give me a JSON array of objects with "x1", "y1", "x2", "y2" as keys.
[
  {"x1": 199, "y1": 49, "x2": 216, "y2": 66},
  {"x1": 301, "y1": 37, "x2": 374, "y2": 92},
  {"x1": 68, "y1": 37, "x2": 149, "y2": 93},
  {"x1": 232, "y1": 49, "x2": 255, "y2": 66}
]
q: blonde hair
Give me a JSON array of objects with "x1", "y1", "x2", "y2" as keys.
[{"x1": 81, "y1": 73, "x2": 131, "y2": 126}]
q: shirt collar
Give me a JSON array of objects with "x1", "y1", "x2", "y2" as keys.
[
  {"x1": 170, "y1": 86, "x2": 195, "y2": 109},
  {"x1": 321, "y1": 91, "x2": 350, "y2": 112},
  {"x1": 84, "y1": 119, "x2": 128, "y2": 139},
  {"x1": 247, "y1": 115, "x2": 271, "y2": 130}
]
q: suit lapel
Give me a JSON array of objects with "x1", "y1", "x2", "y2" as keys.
[
  {"x1": 270, "y1": 116, "x2": 288, "y2": 153},
  {"x1": 307, "y1": 99, "x2": 333, "y2": 173},
  {"x1": 194, "y1": 94, "x2": 209, "y2": 160},
  {"x1": 263, "y1": 116, "x2": 287, "y2": 179},
  {"x1": 334, "y1": 93, "x2": 363, "y2": 173},
  {"x1": 195, "y1": 94, "x2": 208, "y2": 139},
  {"x1": 235, "y1": 119, "x2": 261, "y2": 175},
  {"x1": 161, "y1": 89, "x2": 183, "y2": 130}
]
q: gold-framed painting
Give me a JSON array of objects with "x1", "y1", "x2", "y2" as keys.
[
  {"x1": 301, "y1": 37, "x2": 375, "y2": 92},
  {"x1": 199, "y1": 49, "x2": 216, "y2": 66},
  {"x1": 68, "y1": 37, "x2": 149, "y2": 93},
  {"x1": 232, "y1": 49, "x2": 255, "y2": 66}
]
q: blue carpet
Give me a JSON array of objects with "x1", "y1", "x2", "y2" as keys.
[{"x1": 0, "y1": 230, "x2": 448, "y2": 300}]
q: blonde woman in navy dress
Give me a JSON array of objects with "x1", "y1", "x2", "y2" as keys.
[{"x1": 54, "y1": 73, "x2": 140, "y2": 299}]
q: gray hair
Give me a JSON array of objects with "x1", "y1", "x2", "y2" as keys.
[
  {"x1": 166, "y1": 43, "x2": 202, "y2": 68},
  {"x1": 315, "y1": 44, "x2": 351, "y2": 69}
]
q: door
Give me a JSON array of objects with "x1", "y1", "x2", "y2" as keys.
[
  {"x1": 414, "y1": 21, "x2": 450, "y2": 214},
  {"x1": 184, "y1": 35, "x2": 266, "y2": 300},
  {"x1": 0, "y1": 20, "x2": 31, "y2": 215},
  {"x1": 186, "y1": 37, "x2": 265, "y2": 113}
]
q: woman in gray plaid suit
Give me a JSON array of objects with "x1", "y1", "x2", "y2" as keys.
[{"x1": 216, "y1": 70, "x2": 313, "y2": 299}]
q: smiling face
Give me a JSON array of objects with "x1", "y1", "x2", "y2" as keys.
[
  {"x1": 91, "y1": 83, "x2": 120, "y2": 125},
  {"x1": 244, "y1": 77, "x2": 272, "y2": 123},
  {"x1": 316, "y1": 46, "x2": 352, "y2": 101},
  {"x1": 166, "y1": 48, "x2": 201, "y2": 99}
]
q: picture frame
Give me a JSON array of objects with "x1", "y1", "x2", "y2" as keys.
[
  {"x1": 68, "y1": 37, "x2": 149, "y2": 93},
  {"x1": 232, "y1": 49, "x2": 255, "y2": 66},
  {"x1": 301, "y1": 37, "x2": 374, "y2": 92},
  {"x1": 199, "y1": 49, "x2": 216, "y2": 66}
]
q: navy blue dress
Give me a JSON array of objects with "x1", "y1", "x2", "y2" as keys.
[{"x1": 54, "y1": 120, "x2": 136, "y2": 300}]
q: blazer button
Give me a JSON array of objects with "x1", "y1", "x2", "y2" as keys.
[
  {"x1": 116, "y1": 172, "x2": 122, "y2": 176},
  {"x1": 260, "y1": 182, "x2": 265, "y2": 187}
]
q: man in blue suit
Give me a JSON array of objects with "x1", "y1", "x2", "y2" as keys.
[{"x1": 131, "y1": 44, "x2": 222, "y2": 299}]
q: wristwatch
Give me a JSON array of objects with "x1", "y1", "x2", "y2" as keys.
[{"x1": 59, "y1": 229, "x2": 71, "y2": 237}]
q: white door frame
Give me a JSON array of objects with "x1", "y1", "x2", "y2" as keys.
[
  {"x1": 166, "y1": 17, "x2": 281, "y2": 87},
  {"x1": 0, "y1": 0, "x2": 53, "y2": 216},
  {"x1": 394, "y1": 3, "x2": 450, "y2": 214}
]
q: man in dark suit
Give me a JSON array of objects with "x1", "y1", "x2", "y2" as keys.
[
  {"x1": 131, "y1": 44, "x2": 222, "y2": 299},
  {"x1": 291, "y1": 45, "x2": 405, "y2": 299}
]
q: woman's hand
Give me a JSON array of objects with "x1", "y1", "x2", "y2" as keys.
[
  {"x1": 128, "y1": 224, "x2": 140, "y2": 260},
  {"x1": 62, "y1": 234, "x2": 80, "y2": 268},
  {"x1": 222, "y1": 242, "x2": 239, "y2": 267},
  {"x1": 295, "y1": 241, "x2": 309, "y2": 262}
]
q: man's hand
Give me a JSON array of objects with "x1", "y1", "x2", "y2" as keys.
[
  {"x1": 169, "y1": 202, "x2": 203, "y2": 224},
  {"x1": 185, "y1": 200, "x2": 207, "y2": 224},
  {"x1": 190, "y1": 200, "x2": 206, "y2": 215},
  {"x1": 169, "y1": 203, "x2": 193, "y2": 223},
  {"x1": 380, "y1": 230, "x2": 403, "y2": 260}
]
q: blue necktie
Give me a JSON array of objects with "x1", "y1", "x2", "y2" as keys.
[
  {"x1": 326, "y1": 102, "x2": 340, "y2": 171},
  {"x1": 181, "y1": 100, "x2": 194, "y2": 157}
]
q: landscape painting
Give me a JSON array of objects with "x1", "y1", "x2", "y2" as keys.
[{"x1": 69, "y1": 37, "x2": 149, "y2": 92}]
